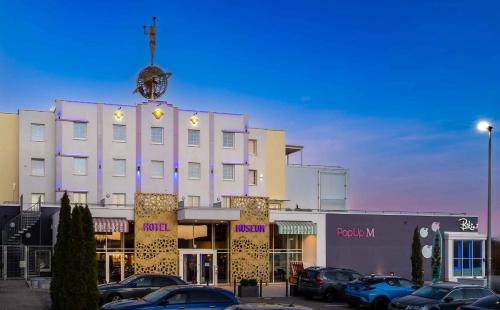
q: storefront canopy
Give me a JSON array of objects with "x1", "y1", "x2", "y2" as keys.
[
  {"x1": 275, "y1": 221, "x2": 317, "y2": 235},
  {"x1": 93, "y1": 217, "x2": 129, "y2": 233}
]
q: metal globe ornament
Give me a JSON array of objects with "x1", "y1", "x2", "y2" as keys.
[{"x1": 134, "y1": 65, "x2": 172, "y2": 100}]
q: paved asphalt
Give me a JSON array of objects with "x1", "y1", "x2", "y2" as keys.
[{"x1": 0, "y1": 280, "x2": 350, "y2": 310}]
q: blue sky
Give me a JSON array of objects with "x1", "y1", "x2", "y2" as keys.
[{"x1": 1, "y1": 0, "x2": 499, "y2": 235}]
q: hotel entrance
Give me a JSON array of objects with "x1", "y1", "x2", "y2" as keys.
[{"x1": 179, "y1": 249, "x2": 217, "y2": 285}]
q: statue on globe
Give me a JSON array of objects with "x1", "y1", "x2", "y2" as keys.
[{"x1": 134, "y1": 17, "x2": 172, "y2": 100}]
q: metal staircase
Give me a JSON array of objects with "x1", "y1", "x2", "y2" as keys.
[{"x1": 2, "y1": 198, "x2": 42, "y2": 245}]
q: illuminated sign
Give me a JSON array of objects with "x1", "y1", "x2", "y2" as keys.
[
  {"x1": 337, "y1": 227, "x2": 375, "y2": 239},
  {"x1": 114, "y1": 109, "x2": 124, "y2": 121},
  {"x1": 458, "y1": 218, "x2": 478, "y2": 231},
  {"x1": 143, "y1": 223, "x2": 170, "y2": 232},
  {"x1": 235, "y1": 224, "x2": 266, "y2": 233},
  {"x1": 190, "y1": 114, "x2": 199, "y2": 125}
]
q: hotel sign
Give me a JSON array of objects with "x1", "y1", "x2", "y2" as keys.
[
  {"x1": 458, "y1": 218, "x2": 479, "y2": 232},
  {"x1": 143, "y1": 223, "x2": 170, "y2": 232},
  {"x1": 235, "y1": 224, "x2": 266, "y2": 233},
  {"x1": 336, "y1": 227, "x2": 375, "y2": 239}
]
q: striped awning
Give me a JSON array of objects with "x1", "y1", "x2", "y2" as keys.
[
  {"x1": 275, "y1": 221, "x2": 317, "y2": 235},
  {"x1": 93, "y1": 217, "x2": 129, "y2": 233}
]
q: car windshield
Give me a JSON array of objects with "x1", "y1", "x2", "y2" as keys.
[
  {"x1": 119, "y1": 275, "x2": 140, "y2": 285},
  {"x1": 143, "y1": 287, "x2": 175, "y2": 303},
  {"x1": 412, "y1": 286, "x2": 451, "y2": 300}
]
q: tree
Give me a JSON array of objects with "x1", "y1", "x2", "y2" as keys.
[
  {"x1": 68, "y1": 206, "x2": 85, "y2": 310},
  {"x1": 50, "y1": 192, "x2": 72, "y2": 310},
  {"x1": 81, "y1": 205, "x2": 99, "y2": 309},
  {"x1": 411, "y1": 226, "x2": 423, "y2": 285},
  {"x1": 431, "y1": 230, "x2": 442, "y2": 283}
]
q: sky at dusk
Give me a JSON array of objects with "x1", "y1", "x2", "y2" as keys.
[{"x1": 1, "y1": 1, "x2": 499, "y2": 235}]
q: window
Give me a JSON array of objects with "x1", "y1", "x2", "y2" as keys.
[
  {"x1": 398, "y1": 279, "x2": 415, "y2": 288},
  {"x1": 112, "y1": 159, "x2": 126, "y2": 176},
  {"x1": 151, "y1": 160, "x2": 164, "y2": 178},
  {"x1": 249, "y1": 169, "x2": 257, "y2": 185},
  {"x1": 111, "y1": 193, "x2": 126, "y2": 207},
  {"x1": 188, "y1": 162, "x2": 201, "y2": 179},
  {"x1": 223, "y1": 132, "x2": 235, "y2": 148},
  {"x1": 134, "y1": 276, "x2": 153, "y2": 288},
  {"x1": 73, "y1": 157, "x2": 87, "y2": 175},
  {"x1": 113, "y1": 124, "x2": 126, "y2": 142},
  {"x1": 188, "y1": 290, "x2": 232, "y2": 303},
  {"x1": 72, "y1": 192, "x2": 87, "y2": 204},
  {"x1": 223, "y1": 164, "x2": 235, "y2": 180},
  {"x1": 31, "y1": 124, "x2": 45, "y2": 141},
  {"x1": 187, "y1": 195, "x2": 200, "y2": 208},
  {"x1": 31, "y1": 193, "x2": 45, "y2": 204},
  {"x1": 152, "y1": 276, "x2": 176, "y2": 287},
  {"x1": 73, "y1": 122, "x2": 87, "y2": 139},
  {"x1": 248, "y1": 139, "x2": 257, "y2": 155},
  {"x1": 446, "y1": 289, "x2": 464, "y2": 301},
  {"x1": 164, "y1": 292, "x2": 187, "y2": 305},
  {"x1": 453, "y1": 240, "x2": 483, "y2": 277},
  {"x1": 151, "y1": 127, "x2": 164, "y2": 144},
  {"x1": 31, "y1": 158, "x2": 45, "y2": 176},
  {"x1": 188, "y1": 129, "x2": 200, "y2": 146},
  {"x1": 335, "y1": 272, "x2": 350, "y2": 282}
]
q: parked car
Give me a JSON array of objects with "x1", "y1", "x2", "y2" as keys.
[
  {"x1": 101, "y1": 286, "x2": 239, "y2": 310},
  {"x1": 345, "y1": 276, "x2": 419, "y2": 310},
  {"x1": 298, "y1": 266, "x2": 363, "y2": 301},
  {"x1": 99, "y1": 274, "x2": 186, "y2": 304},
  {"x1": 388, "y1": 283, "x2": 495, "y2": 310},
  {"x1": 460, "y1": 294, "x2": 500, "y2": 310},
  {"x1": 226, "y1": 304, "x2": 313, "y2": 310}
]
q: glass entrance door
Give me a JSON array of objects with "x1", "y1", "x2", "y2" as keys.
[
  {"x1": 179, "y1": 250, "x2": 217, "y2": 285},
  {"x1": 106, "y1": 253, "x2": 124, "y2": 283}
]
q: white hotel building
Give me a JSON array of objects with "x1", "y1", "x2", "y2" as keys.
[{"x1": 9, "y1": 99, "x2": 349, "y2": 284}]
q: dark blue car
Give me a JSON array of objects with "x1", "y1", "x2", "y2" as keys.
[
  {"x1": 345, "y1": 276, "x2": 419, "y2": 310},
  {"x1": 101, "y1": 286, "x2": 240, "y2": 310}
]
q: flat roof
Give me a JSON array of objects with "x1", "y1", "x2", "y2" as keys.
[{"x1": 286, "y1": 144, "x2": 304, "y2": 155}]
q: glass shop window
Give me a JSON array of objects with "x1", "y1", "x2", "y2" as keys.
[{"x1": 453, "y1": 240, "x2": 483, "y2": 277}]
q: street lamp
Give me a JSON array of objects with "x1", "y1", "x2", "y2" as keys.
[{"x1": 477, "y1": 120, "x2": 493, "y2": 288}]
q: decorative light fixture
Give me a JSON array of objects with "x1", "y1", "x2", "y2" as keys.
[
  {"x1": 114, "y1": 107, "x2": 124, "y2": 121},
  {"x1": 190, "y1": 113, "x2": 199, "y2": 125},
  {"x1": 152, "y1": 108, "x2": 164, "y2": 120}
]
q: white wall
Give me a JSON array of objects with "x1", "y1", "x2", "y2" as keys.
[
  {"x1": 248, "y1": 129, "x2": 266, "y2": 197},
  {"x1": 286, "y1": 165, "x2": 349, "y2": 210},
  {"x1": 19, "y1": 110, "x2": 56, "y2": 208}
]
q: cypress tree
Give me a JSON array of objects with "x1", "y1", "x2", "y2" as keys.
[
  {"x1": 431, "y1": 230, "x2": 442, "y2": 283},
  {"x1": 411, "y1": 226, "x2": 423, "y2": 285},
  {"x1": 68, "y1": 206, "x2": 85, "y2": 309},
  {"x1": 81, "y1": 205, "x2": 99, "y2": 309},
  {"x1": 50, "y1": 192, "x2": 72, "y2": 310}
]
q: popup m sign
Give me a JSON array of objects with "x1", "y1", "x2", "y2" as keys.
[{"x1": 337, "y1": 227, "x2": 375, "y2": 239}]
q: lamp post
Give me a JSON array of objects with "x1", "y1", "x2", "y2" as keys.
[{"x1": 477, "y1": 121, "x2": 493, "y2": 288}]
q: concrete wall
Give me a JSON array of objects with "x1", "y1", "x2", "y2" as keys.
[
  {"x1": 0, "y1": 113, "x2": 19, "y2": 203},
  {"x1": 286, "y1": 165, "x2": 349, "y2": 210},
  {"x1": 248, "y1": 129, "x2": 267, "y2": 197},
  {"x1": 325, "y1": 213, "x2": 480, "y2": 281},
  {"x1": 19, "y1": 110, "x2": 56, "y2": 208},
  {"x1": 265, "y1": 130, "x2": 286, "y2": 201}
]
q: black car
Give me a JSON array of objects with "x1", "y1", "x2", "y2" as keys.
[
  {"x1": 99, "y1": 274, "x2": 186, "y2": 304},
  {"x1": 389, "y1": 283, "x2": 495, "y2": 310},
  {"x1": 298, "y1": 266, "x2": 363, "y2": 301},
  {"x1": 461, "y1": 294, "x2": 500, "y2": 310}
]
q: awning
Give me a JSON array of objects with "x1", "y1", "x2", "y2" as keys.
[
  {"x1": 93, "y1": 217, "x2": 129, "y2": 233},
  {"x1": 275, "y1": 221, "x2": 317, "y2": 235}
]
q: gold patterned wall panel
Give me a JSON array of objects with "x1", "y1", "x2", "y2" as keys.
[
  {"x1": 134, "y1": 193, "x2": 179, "y2": 275},
  {"x1": 229, "y1": 196, "x2": 270, "y2": 283}
]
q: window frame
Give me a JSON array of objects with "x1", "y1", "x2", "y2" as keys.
[
  {"x1": 112, "y1": 159, "x2": 126, "y2": 177},
  {"x1": 31, "y1": 158, "x2": 45, "y2": 176},
  {"x1": 188, "y1": 129, "x2": 200, "y2": 147},
  {"x1": 31, "y1": 193, "x2": 45, "y2": 204},
  {"x1": 248, "y1": 139, "x2": 257, "y2": 156},
  {"x1": 151, "y1": 127, "x2": 164, "y2": 145},
  {"x1": 188, "y1": 162, "x2": 201, "y2": 180},
  {"x1": 187, "y1": 195, "x2": 200, "y2": 208},
  {"x1": 112, "y1": 124, "x2": 127, "y2": 142},
  {"x1": 73, "y1": 122, "x2": 88, "y2": 140},
  {"x1": 248, "y1": 169, "x2": 257, "y2": 186},
  {"x1": 151, "y1": 160, "x2": 165, "y2": 178},
  {"x1": 111, "y1": 193, "x2": 126, "y2": 207},
  {"x1": 222, "y1": 164, "x2": 235, "y2": 181},
  {"x1": 31, "y1": 123, "x2": 45, "y2": 142},
  {"x1": 223, "y1": 132, "x2": 235, "y2": 148},
  {"x1": 73, "y1": 157, "x2": 88, "y2": 176},
  {"x1": 72, "y1": 192, "x2": 87, "y2": 205}
]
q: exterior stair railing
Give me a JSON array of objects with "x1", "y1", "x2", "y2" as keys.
[{"x1": 2, "y1": 196, "x2": 42, "y2": 245}]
